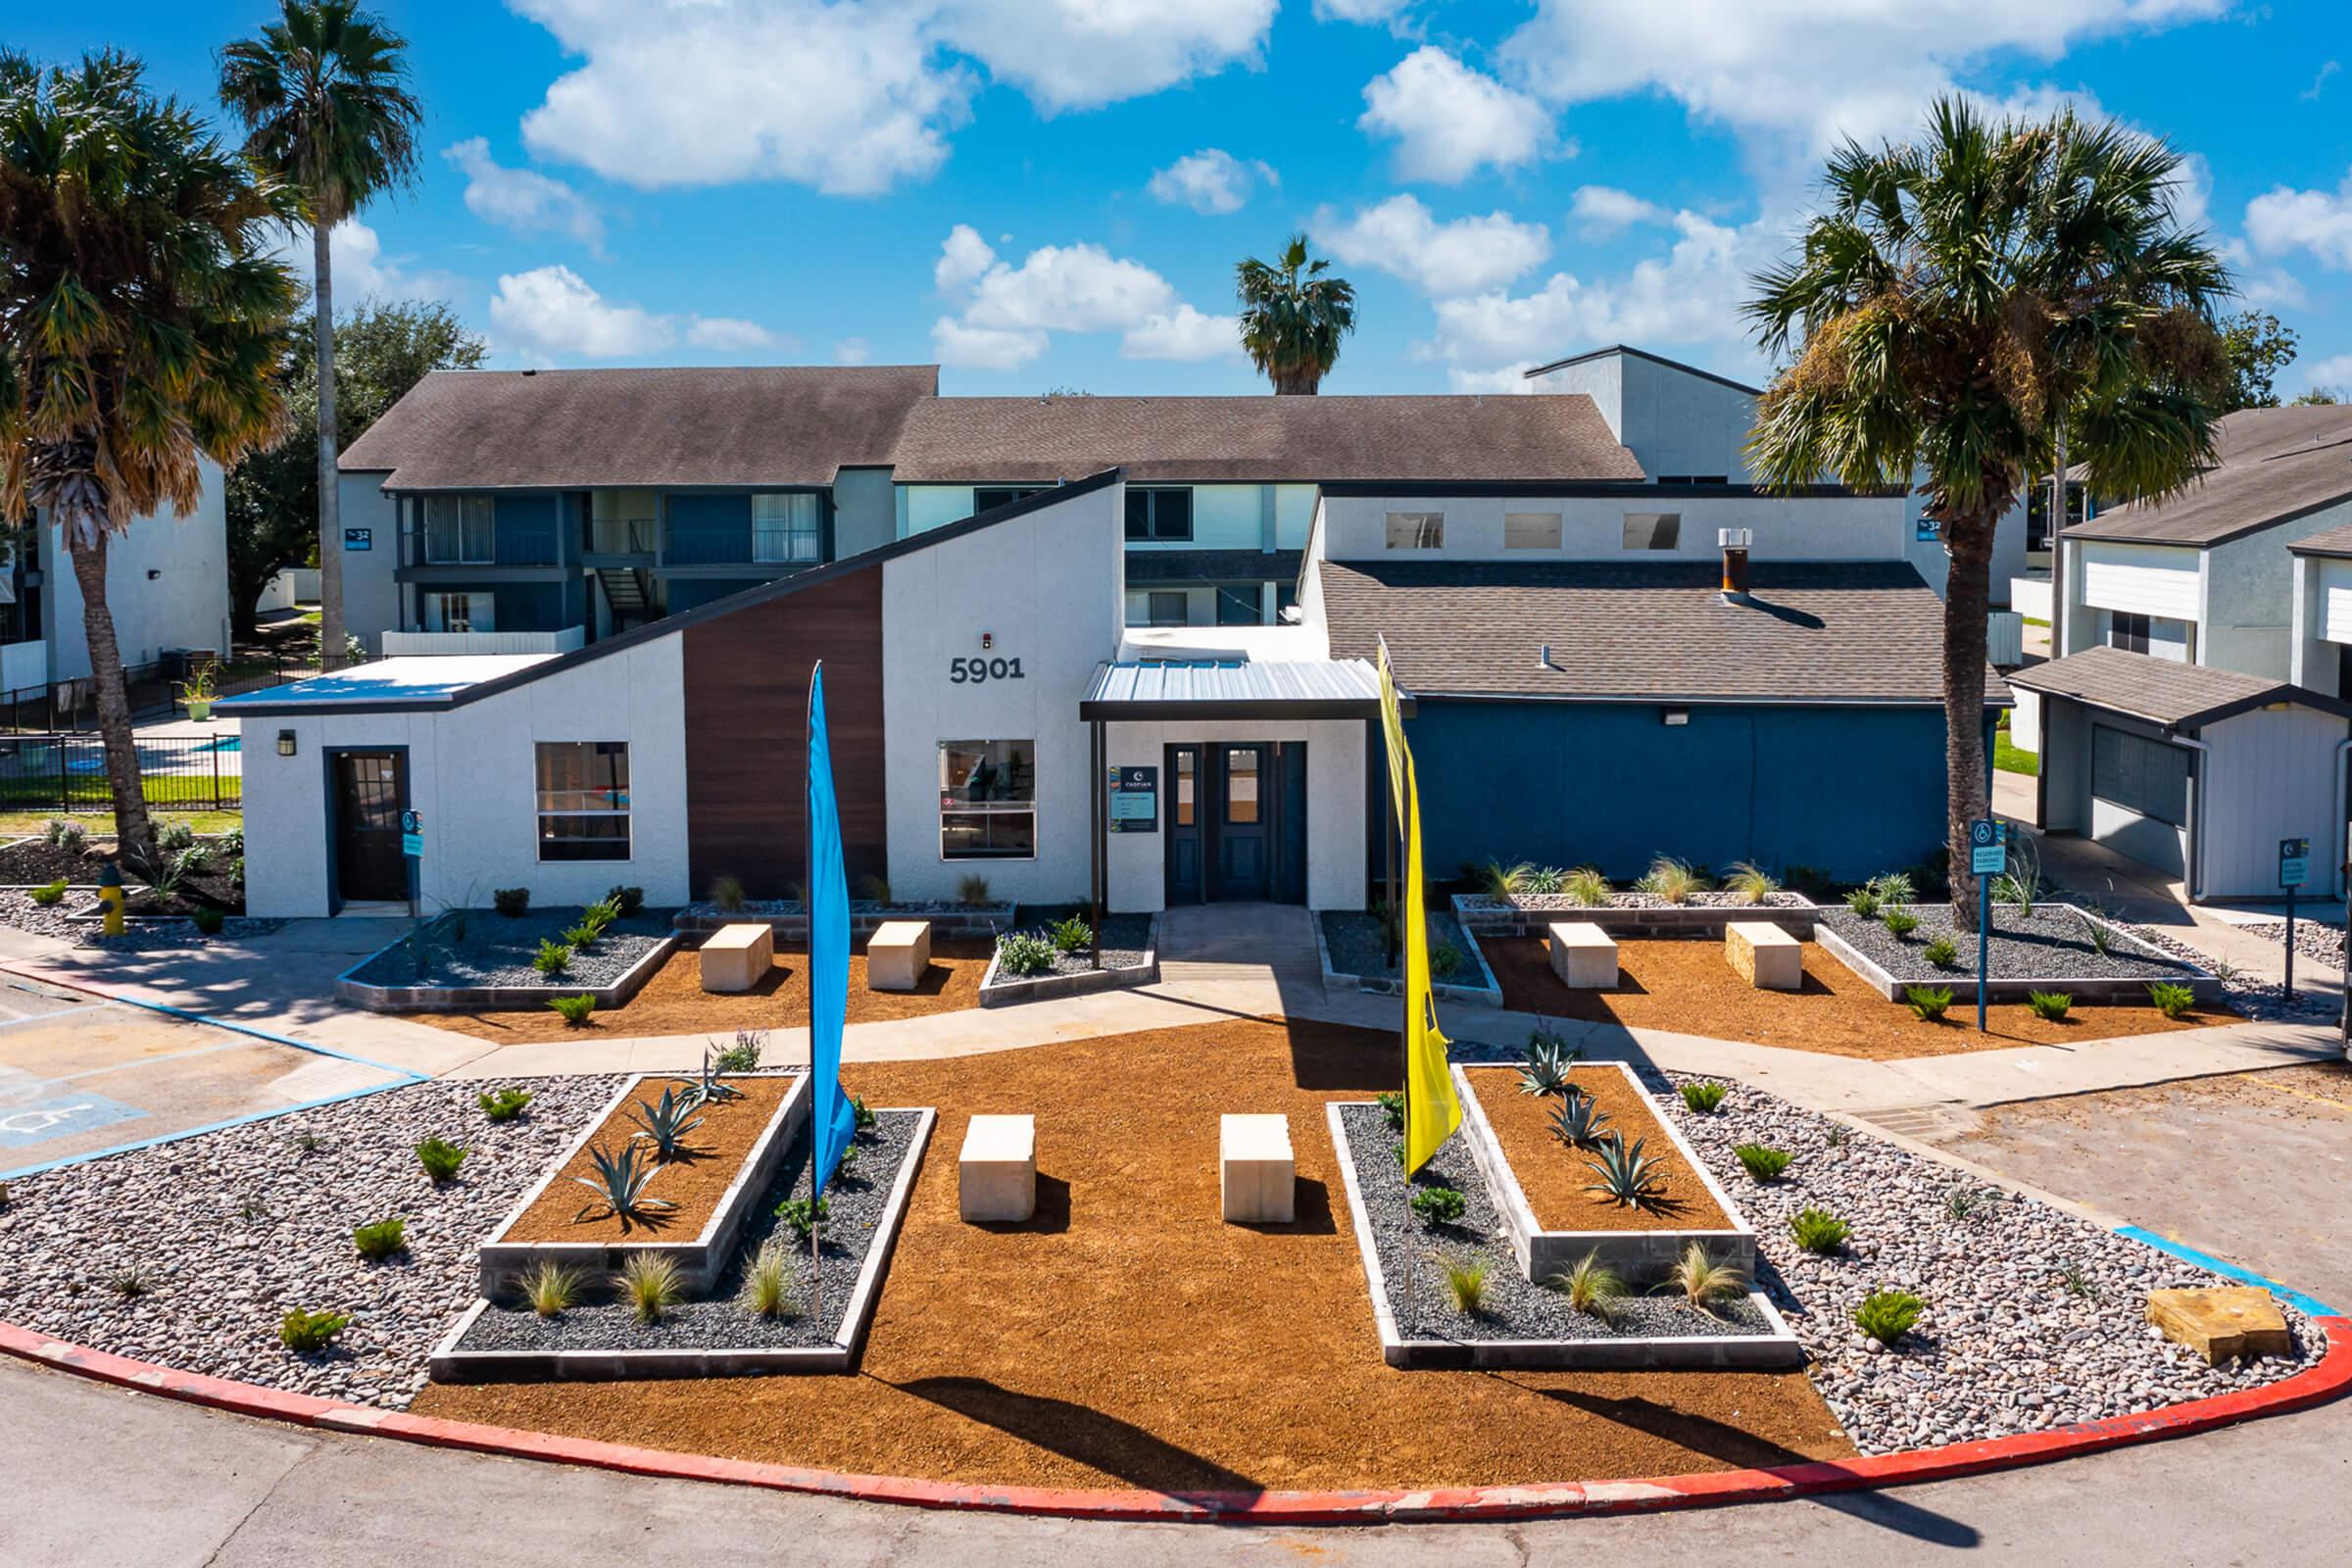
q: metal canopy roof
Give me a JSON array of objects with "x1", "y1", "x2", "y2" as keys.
[{"x1": 1078, "y1": 659, "x2": 1404, "y2": 721}]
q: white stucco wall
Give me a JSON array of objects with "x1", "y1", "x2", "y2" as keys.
[
  {"x1": 1102, "y1": 719, "x2": 1365, "y2": 912},
  {"x1": 40, "y1": 456, "x2": 233, "y2": 682},
  {"x1": 2078, "y1": 541, "x2": 2201, "y2": 622},
  {"x1": 1318, "y1": 492, "x2": 1912, "y2": 564},
  {"x1": 2197, "y1": 706, "x2": 2350, "y2": 899}
]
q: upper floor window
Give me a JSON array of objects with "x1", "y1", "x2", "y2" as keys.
[
  {"x1": 1385, "y1": 512, "x2": 1445, "y2": 550},
  {"x1": 1504, "y1": 512, "x2": 1563, "y2": 550},
  {"x1": 974, "y1": 486, "x2": 1048, "y2": 512},
  {"x1": 1622, "y1": 513, "x2": 1682, "y2": 551},
  {"x1": 1125, "y1": 487, "x2": 1194, "y2": 542},
  {"x1": 423, "y1": 495, "x2": 494, "y2": 564},
  {"x1": 2026, "y1": 480, "x2": 2088, "y2": 553},
  {"x1": 536, "y1": 741, "x2": 630, "y2": 861},
  {"x1": 751, "y1": 492, "x2": 823, "y2": 564},
  {"x1": 1655, "y1": 474, "x2": 1730, "y2": 485}
]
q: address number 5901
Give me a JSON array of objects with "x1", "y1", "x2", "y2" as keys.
[{"x1": 949, "y1": 657, "x2": 1024, "y2": 684}]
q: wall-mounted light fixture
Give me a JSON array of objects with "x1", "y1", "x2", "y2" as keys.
[
  {"x1": 1661, "y1": 709, "x2": 1690, "y2": 727},
  {"x1": 980, "y1": 630, "x2": 995, "y2": 650},
  {"x1": 277, "y1": 729, "x2": 297, "y2": 757}
]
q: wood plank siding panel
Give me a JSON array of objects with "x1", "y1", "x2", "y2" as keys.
[{"x1": 681, "y1": 567, "x2": 888, "y2": 896}]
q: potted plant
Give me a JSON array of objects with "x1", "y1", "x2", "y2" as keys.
[{"x1": 180, "y1": 663, "x2": 218, "y2": 722}]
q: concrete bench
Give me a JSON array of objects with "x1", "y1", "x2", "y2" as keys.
[
  {"x1": 959, "y1": 1113, "x2": 1036, "y2": 1222},
  {"x1": 1220, "y1": 1113, "x2": 1295, "y2": 1224},
  {"x1": 1546, "y1": 921, "x2": 1617, "y2": 989},
  {"x1": 866, "y1": 919, "x2": 932, "y2": 992},
  {"x1": 1726, "y1": 920, "x2": 1801, "y2": 991},
  {"x1": 699, "y1": 922, "x2": 773, "y2": 994}
]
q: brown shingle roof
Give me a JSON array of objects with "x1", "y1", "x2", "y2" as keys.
[
  {"x1": 2063, "y1": 404, "x2": 2352, "y2": 548},
  {"x1": 1319, "y1": 559, "x2": 2002, "y2": 705},
  {"x1": 339, "y1": 365, "x2": 939, "y2": 489},
  {"x1": 2004, "y1": 644, "x2": 2352, "y2": 727},
  {"x1": 886, "y1": 394, "x2": 1644, "y2": 483}
]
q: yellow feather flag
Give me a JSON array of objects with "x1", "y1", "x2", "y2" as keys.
[{"x1": 1376, "y1": 638, "x2": 1460, "y2": 1175}]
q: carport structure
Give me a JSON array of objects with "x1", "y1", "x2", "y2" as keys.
[{"x1": 2012, "y1": 645, "x2": 2352, "y2": 900}]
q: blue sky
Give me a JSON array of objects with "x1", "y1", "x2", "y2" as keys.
[{"x1": 32, "y1": 1, "x2": 2352, "y2": 397}]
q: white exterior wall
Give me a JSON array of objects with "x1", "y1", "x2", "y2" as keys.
[
  {"x1": 2079, "y1": 541, "x2": 2201, "y2": 620},
  {"x1": 2196, "y1": 707, "x2": 2350, "y2": 899},
  {"x1": 1102, "y1": 720, "x2": 1364, "y2": 912},
  {"x1": 900, "y1": 482, "x2": 1300, "y2": 549},
  {"x1": 1318, "y1": 492, "x2": 1911, "y2": 564},
  {"x1": 336, "y1": 471, "x2": 403, "y2": 654},
  {"x1": 39, "y1": 456, "x2": 233, "y2": 682},
  {"x1": 239, "y1": 636, "x2": 691, "y2": 918},
  {"x1": 880, "y1": 484, "x2": 1125, "y2": 906}
]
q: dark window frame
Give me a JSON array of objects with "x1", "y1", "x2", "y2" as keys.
[
  {"x1": 535, "y1": 741, "x2": 631, "y2": 862},
  {"x1": 1125, "y1": 486, "x2": 1195, "y2": 542}
]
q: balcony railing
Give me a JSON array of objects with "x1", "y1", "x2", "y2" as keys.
[
  {"x1": 665, "y1": 524, "x2": 821, "y2": 566},
  {"x1": 587, "y1": 519, "x2": 654, "y2": 556},
  {"x1": 382, "y1": 626, "x2": 587, "y2": 657}
]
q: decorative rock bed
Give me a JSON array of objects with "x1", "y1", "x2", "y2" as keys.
[
  {"x1": 0, "y1": 888, "x2": 283, "y2": 950},
  {"x1": 337, "y1": 907, "x2": 679, "y2": 1012},
  {"x1": 1452, "y1": 891, "x2": 1820, "y2": 939},
  {"x1": 977, "y1": 913, "x2": 1158, "y2": 1005},
  {"x1": 1316, "y1": 909, "x2": 1502, "y2": 1006},
  {"x1": 1815, "y1": 903, "x2": 2217, "y2": 1004},
  {"x1": 673, "y1": 900, "x2": 1014, "y2": 941},
  {"x1": 2127, "y1": 922, "x2": 2334, "y2": 1021}
]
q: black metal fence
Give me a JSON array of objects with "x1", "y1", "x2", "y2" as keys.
[
  {"x1": 0, "y1": 732, "x2": 243, "y2": 814},
  {"x1": 0, "y1": 646, "x2": 352, "y2": 735}
]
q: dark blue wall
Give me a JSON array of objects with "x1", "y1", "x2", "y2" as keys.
[
  {"x1": 1397, "y1": 698, "x2": 1954, "y2": 886},
  {"x1": 492, "y1": 494, "x2": 560, "y2": 565},
  {"x1": 667, "y1": 494, "x2": 753, "y2": 564}
]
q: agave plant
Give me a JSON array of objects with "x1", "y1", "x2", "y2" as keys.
[
  {"x1": 627, "y1": 1086, "x2": 706, "y2": 1159},
  {"x1": 684, "y1": 1046, "x2": 742, "y2": 1107},
  {"x1": 1516, "y1": 1033, "x2": 1579, "y2": 1099},
  {"x1": 1583, "y1": 1134, "x2": 1668, "y2": 1209},
  {"x1": 1548, "y1": 1091, "x2": 1612, "y2": 1150},
  {"x1": 570, "y1": 1141, "x2": 677, "y2": 1225}
]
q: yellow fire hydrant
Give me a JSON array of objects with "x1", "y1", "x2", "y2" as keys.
[{"x1": 97, "y1": 860, "x2": 125, "y2": 938}]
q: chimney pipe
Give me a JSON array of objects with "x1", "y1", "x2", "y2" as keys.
[
  {"x1": 1719, "y1": 527, "x2": 1753, "y2": 602},
  {"x1": 1538, "y1": 642, "x2": 1551, "y2": 669}
]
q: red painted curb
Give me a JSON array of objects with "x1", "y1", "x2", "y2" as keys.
[{"x1": 4, "y1": 1314, "x2": 2348, "y2": 1522}]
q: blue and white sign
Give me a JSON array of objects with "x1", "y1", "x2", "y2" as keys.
[
  {"x1": 2280, "y1": 837, "x2": 2311, "y2": 889},
  {"x1": 400, "y1": 808, "x2": 423, "y2": 860},
  {"x1": 1969, "y1": 818, "x2": 2006, "y2": 876},
  {"x1": 344, "y1": 526, "x2": 372, "y2": 552}
]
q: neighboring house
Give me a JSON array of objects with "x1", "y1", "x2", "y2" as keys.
[{"x1": 333, "y1": 366, "x2": 937, "y2": 656}]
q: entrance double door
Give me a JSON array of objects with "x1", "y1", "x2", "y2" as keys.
[{"x1": 1163, "y1": 742, "x2": 1303, "y2": 904}]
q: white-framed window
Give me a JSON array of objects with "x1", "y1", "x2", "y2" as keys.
[
  {"x1": 939, "y1": 739, "x2": 1035, "y2": 859},
  {"x1": 1504, "y1": 511, "x2": 1563, "y2": 550},
  {"x1": 1386, "y1": 511, "x2": 1444, "y2": 549},
  {"x1": 423, "y1": 495, "x2": 495, "y2": 564},
  {"x1": 422, "y1": 591, "x2": 493, "y2": 633},
  {"x1": 751, "y1": 492, "x2": 823, "y2": 564},
  {"x1": 1621, "y1": 512, "x2": 1682, "y2": 550},
  {"x1": 536, "y1": 741, "x2": 630, "y2": 861}
]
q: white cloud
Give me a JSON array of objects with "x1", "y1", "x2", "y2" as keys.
[
  {"x1": 270, "y1": 218, "x2": 454, "y2": 304},
  {"x1": 1122, "y1": 305, "x2": 1240, "y2": 361},
  {"x1": 1569, "y1": 185, "x2": 1670, "y2": 235},
  {"x1": 1359, "y1": 47, "x2": 1557, "y2": 183},
  {"x1": 928, "y1": 228, "x2": 1229, "y2": 368},
  {"x1": 1147, "y1": 149, "x2": 1276, "y2": 216},
  {"x1": 441, "y1": 137, "x2": 603, "y2": 247},
  {"x1": 929, "y1": 317, "x2": 1048, "y2": 371},
  {"x1": 1314, "y1": 195, "x2": 1551, "y2": 297},
  {"x1": 935, "y1": 223, "x2": 999, "y2": 292},
  {"x1": 834, "y1": 336, "x2": 872, "y2": 365},
  {"x1": 511, "y1": 0, "x2": 1273, "y2": 196},
  {"x1": 2301, "y1": 354, "x2": 2352, "y2": 395},
  {"x1": 685, "y1": 316, "x2": 782, "y2": 352},
  {"x1": 487, "y1": 264, "x2": 785, "y2": 363},
  {"x1": 2245, "y1": 169, "x2": 2352, "y2": 270},
  {"x1": 1315, "y1": 0, "x2": 1415, "y2": 24}
]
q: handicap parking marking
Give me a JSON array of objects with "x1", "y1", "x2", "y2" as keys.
[{"x1": 0, "y1": 1091, "x2": 145, "y2": 1149}]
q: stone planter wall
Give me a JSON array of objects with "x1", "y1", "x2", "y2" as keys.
[
  {"x1": 977, "y1": 916, "x2": 1161, "y2": 1007},
  {"x1": 1312, "y1": 911, "x2": 1504, "y2": 1008},
  {"x1": 335, "y1": 934, "x2": 680, "y2": 1013}
]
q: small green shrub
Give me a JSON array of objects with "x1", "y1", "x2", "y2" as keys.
[
  {"x1": 2061, "y1": 1260, "x2": 2099, "y2": 1299},
  {"x1": 1436, "y1": 1253, "x2": 1492, "y2": 1316},
  {"x1": 520, "y1": 1260, "x2": 581, "y2": 1317},
  {"x1": 157, "y1": 819, "x2": 196, "y2": 854},
  {"x1": 996, "y1": 931, "x2": 1055, "y2": 978},
  {"x1": 1427, "y1": 940, "x2": 1465, "y2": 978},
  {"x1": 548, "y1": 993, "x2": 597, "y2": 1027},
  {"x1": 562, "y1": 921, "x2": 599, "y2": 951},
  {"x1": 1843, "y1": 887, "x2": 1882, "y2": 919},
  {"x1": 112, "y1": 1268, "x2": 156, "y2": 1299},
  {"x1": 1734, "y1": 1143, "x2": 1793, "y2": 1182},
  {"x1": 1724, "y1": 860, "x2": 1779, "y2": 904},
  {"x1": 1945, "y1": 1184, "x2": 1987, "y2": 1222},
  {"x1": 27, "y1": 877, "x2": 67, "y2": 906},
  {"x1": 416, "y1": 1136, "x2": 469, "y2": 1184},
  {"x1": 956, "y1": 873, "x2": 992, "y2": 907},
  {"x1": 1583, "y1": 1134, "x2": 1669, "y2": 1209},
  {"x1": 492, "y1": 887, "x2": 530, "y2": 916},
  {"x1": 1048, "y1": 914, "x2": 1092, "y2": 954},
  {"x1": 1924, "y1": 935, "x2": 1959, "y2": 969},
  {"x1": 191, "y1": 906, "x2": 225, "y2": 936},
  {"x1": 278, "y1": 1307, "x2": 351, "y2": 1352},
  {"x1": 2026, "y1": 990, "x2": 2073, "y2": 1021},
  {"x1": 1546, "y1": 1250, "x2": 1626, "y2": 1318},
  {"x1": 1905, "y1": 985, "x2": 1955, "y2": 1022},
  {"x1": 710, "y1": 874, "x2": 747, "y2": 913},
  {"x1": 852, "y1": 1095, "x2": 877, "y2": 1132},
  {"x1": 1636, "y1": 856, "x2": 1710, "y2": 904},
  {"x1": 1561, "y1": 865, "x2": 1612, "y2": 906},
  {"x1": 738, "y1": 1241, "x2": 798, "y2": 1319},
  {"x1": 353, "y1": 1217, "x2": 407, "y2": 1260},
  {"x1": 1679, "y1": 1080, "x2": 1729, "y2": 1114},
  {"x1": 774, "y1": 1193, "x2": 831, "y2": 1245},
  {"x1": 1788, "y1": 1206, "x2": 1850, "y2": 1254},
  {"x1": 1408, "y1": 1186, "x2": 1466, "y2": 1227},
  {"x1": 532, "y1": 939, "x2": 573, "y2": 977},
  {"x1": 479, "y1": 1087, "x2": 535, "y2": 1123},
  {"x1": 604, "y1": 885, "x2": 646, "y2": 917},
  {"x1": 2149, "y1": 981, "x2": 2196, "y2": 1019},
  {"x1": 1881, "y1": 907, "x2": 1920, "y2": 939},
  {"x1": 1667, "y1": 1242, "x2": 1748, "y2": 1314},
  {"x1": 714, "y1": 1029, "x2": 765, "y2": 1073},
  {"x1": 1522, "y1": 864, "x2": 1566, "y2": 895},
  {"x1": 619, "y1": 1253, "x2": 684, "y2": 1324},
  {"x1": 1853, "y1": 1289, "x2": 1926, "y2": 1345},
  {"x1": 1870, "y1": 871, "x2": 1917, "y2": 906},
  {"x1": 1375, "y1": 1090, "x2": 1405, "y2": 1132},
  {"x1": 41, "y1": 816, "x2": 72, "y2": 846}
]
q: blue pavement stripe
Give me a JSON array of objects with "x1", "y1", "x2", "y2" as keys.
[
  {"x1": 93, "y1": 991, "x2": 428, "y2": 1086},
  {"x1": 0, "y1": 1078, "x2": 411, "y2": 1180},
  {"x1": 2117, "y1": 1223, "x2": 2339, "y2": 1318}
]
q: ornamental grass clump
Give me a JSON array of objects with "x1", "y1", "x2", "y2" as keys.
[
  {"x1": 738, "y1": 1241, "x2": 798, "y2": 1320},
  {"x1": 1048, "y1": 914, "x2": 1092, "y2": 954},
  {"x1": 957, "y1": 872, "x2": 992, "y2": 907},
  {"x1": 1853, "y1": 1288, "x2": 1926, "y2": 1346},
  {"x1": 1679, "y1": 1080, "x2": 1728, "y2": 1114},
  {"x1": 1636, "y1": 856, "x2": 1710, "y2": 904},
  {"x1": 1724, "y1": 860, "x2": 1779, "y2": 904},
  {"x1": 520, "y1": 1260, "x2": 582, "y2": 1318},
  {"x1": 1477, "y1": 859, "x2": 1537, "y2": 899},
  {"x1": 1435, "y1": 1253, "x2": 1492, "y2": 1316},
  {"x1": 415, "y1": 1136, "x2": 468, "y2": 1184},
  {"x1": 1562, "y1": 866, "x2": 1611, "y2": 906},
  {"x1": 1734, "y1": 1143, "x2": 1793, "y2": 1182},
  {"x1": 1584, "y1": 1134, "x2": 1669, "y2": 1210},
  {"x1": 619, "y1": 1253, "x2": 684, "y2": 1324},
  {"x1": 2026, "y1": 990, "x2": 2073, "y2": 1021},
  {"x1": 1523, "y1": 864, "x2": 1567, "y2": 895},
  {"x1": 709, "y1": 874, "x2": 748, "y2": 913},
  {"x1": 548, "y1": 993, "x2": 596, "y2": 1027},
  {"x1": 352, "y1": 1217, "x2": 406, "y2": 1260},
  {"x1": 1906, "y1": 985, "x2": 1955, "y2": 1022},
  {"x1": 1546, "y1": 1250, "x2": 1626, "y2": 1320},
  {"x1": 1789, "y1": 1206, "x2": 1851, "y2": 1254},
  {"x1": 1666, "y1": 1242, "x2": 1748, "y2": 1315}
]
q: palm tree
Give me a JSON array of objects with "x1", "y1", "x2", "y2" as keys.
[
  {"x1": 1237, "y1": 234, "x2": 1356, "y2": 394},
  {"x1": 219, "y1": 1, "x2": 419, "y2": 671},
  {"x1": 1745, "y1": 100, "x2": 2229, "y2": 925},
  {"x1": 0, "y1": 51, "x2": 297, "y2": 875}
]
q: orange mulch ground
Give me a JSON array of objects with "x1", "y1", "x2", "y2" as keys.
[
  {"x1": 415, "y1": 1019, "x2": 1851, "y2": 1494},
  {"x1": 418, "y1": 938, "x2": 994, "y2": 1045},
  {"x1": 1485, "y1": 935, "x2": 2231, "y2": 1059},
  {"x1": 1462, "y1": 1066, "x2": 1730, "y2": 1232},
  {"x1": 502, "y1": 1074, "x2": 795, "y2": 1243}
]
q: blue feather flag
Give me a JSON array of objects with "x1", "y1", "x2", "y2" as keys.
[{"x1": 807, "y1": 662, "x2": 857, "y2": 1195}]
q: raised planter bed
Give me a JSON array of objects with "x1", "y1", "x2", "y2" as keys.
[
  {"x1": 1315, "y1": 908, "x2": 1503, "y2": 1007},
  {"x1": 1452, "y1": 891, "x2": 1819, "y2": 939},
  {"x1": 1814, "y1": 903, "x2": 2220, "y2": 1004},
  {"x1": 1327, "y1": 1101, "x2": 1801, "y2": 1370},
  {"x1": 674, "y1": 901, "x2": 1014, "y2": 941},
  {"x1": 433, "y1": 1105, "x2": 933, "y2": 1381},
  {"x1": 337, "y1": 907, "x2": 679, "y2": 1013},
  {"x1": 0, "y1": 832, "x2": 244, "y2": 912},
  {"x1": 1454, "y1": 1063, "x2": 1756, "y2": 1288},
  {"x1": 978, "y1": 913, "x2": 1158, "y2": 1006},
  {"x1": 475, "y1": 1071, "x2": 808, "y2": 1298}
]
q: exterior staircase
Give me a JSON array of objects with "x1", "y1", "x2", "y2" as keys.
[{"x1": 597, "y1": 565, "x2": 654, "y2": 627}]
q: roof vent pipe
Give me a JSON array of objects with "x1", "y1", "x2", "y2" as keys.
[
  {"x1": 1538, "y1": 642, "x2": 1553, "y2": 669},
  {"x1": 1719, "y1": 527, "x2": 1753, "y2": 603}
]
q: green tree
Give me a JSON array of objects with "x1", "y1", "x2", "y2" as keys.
[
  {"x1": 225, "y1": 299, "x2": 483, "y2": 638},
  {"x1": 1745, "y1": 101, "x2": 2229, "y2": 924},
  {"x1": 218, "y1": 1, "x2": 420, "y2": 668},
  {"x1": 2214, "y1": 309, "x2": 2298, "y2": 410},
  {"x1": 1237, "y1": 234, "x2": 1356, "y2": 394},
  {"x1": 2292, "y1": 386, "x2": 2344, "y2": 406},
  {"x1": 0, "y1": 51, "x2": 297, "y2": 873}
]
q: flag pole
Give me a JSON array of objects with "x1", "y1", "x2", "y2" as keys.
[{"x1": 807, "y1": 662, "x2": 822, "y2": 1331}]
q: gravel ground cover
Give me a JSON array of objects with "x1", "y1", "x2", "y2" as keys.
[
  {"x1": 346, "y1": 907, "x2": 673, "y2": 992},
  {"x1": 2240, "y1": 914, "x2": 2347, "y2": 971},
  {"x1": 679, "y1": 899, "x2": 1006, "y2": 921},
  {"x1": 2121, "y1": 923, "x2": 2334, "y2": 1022},
  {"x1": 1336, "y1": 1102, "x2": 1775, "y2": 1344},
  {"x1": 0, "y1": 1077, "x2": 616, "y2": 1408},
  {"x1": 987, "y1": 913, "x2": 1152, "y2": 981},
  {"x1": 1655, "y1": 1073, "x2": 2318, "y2": 1454},
  {"x1": 0, "y1": 889, "x2": 282, "y2": 950},
  {"x1": 1320, "y1": 908, "x2": 1489, "y2": 984},
  {"x1": 1820, "y1": 903, "x2": 2201, "y2": 984},
  {"x1": 454, "y1": 1110, "x2": 921, "y2": 1355},
  {"x1": 1457, "y1": 891, "x2": 1812, "y2": 913}
]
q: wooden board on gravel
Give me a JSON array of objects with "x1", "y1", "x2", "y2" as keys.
[
  {"x1": 1462, "y1": 1066, "x2": 1731, "y2": 1233},
  {"x1": 1485, "y1": 936, "x2": 2230, "y2": 1059},
  {"x1": 500, "y1": 1074, "x2": 794, "y2": 1243},
  {"x1": 415, "y1": 1019, "x2": 1853, "y2": 1494},
  {"x1": 418, "y1": 938, "x2": 994, "y2": 1045}
]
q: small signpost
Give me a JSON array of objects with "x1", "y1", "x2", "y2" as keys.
[
  {"x1": 2279, "y1": 836, "x2": 2310, "y2": 995},
  {"x1": 1970, "y1": 818, "x2": 2005, "y2": 1033},
  {"x1": 401, "y1": 808, "x2": 423, "y2": 920}
]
